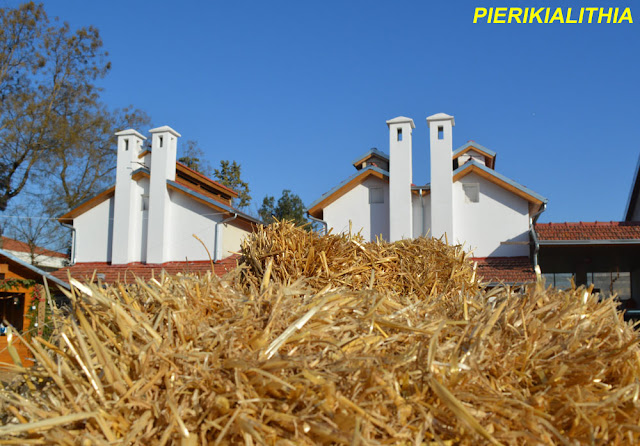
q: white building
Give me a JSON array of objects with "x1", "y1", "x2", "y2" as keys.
[
  {"x1": 52, "y1": 126, "x2": 259, "y2": 283},
  {"x1": 0, "y1": 236, "x2": 67, "y2": 272},
  {"x1": 308, "y1": 113, "x2": 548, "y2": 284}
]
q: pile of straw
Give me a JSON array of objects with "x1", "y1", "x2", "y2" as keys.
[{"x1": 1, "y1": 222, "x2": 639, "y2": 445}]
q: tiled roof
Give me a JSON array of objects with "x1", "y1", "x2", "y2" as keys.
[
  {"x1": 0, "y1": 236, "x2": 67, "y2": 259},
  {"x1": 0, "y1": 248, "x2": 70, "y2": 290},
  {"x1": 50, "y1": 255, "x2": 241, "y2": 285},
  {"x1": 535, "y1": 221, "x2": 640, "y2": 241},
  {"x1": 472, "y1": 256, "x2": 536, "y2": 285}
]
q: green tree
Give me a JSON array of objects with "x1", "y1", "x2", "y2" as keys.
[
  {"x1": 214, "y1": 160, "x2": 251, "y2": 209},
  {"x1": 258, "y1": 190, "x2": 308, "y2": 227}
]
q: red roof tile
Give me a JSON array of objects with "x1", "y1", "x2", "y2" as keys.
[
  {"x1": 50, "y1": 255, "x2": 240, "y2": 284},
  {"x1": 1, "y1": 236, "x2": 67, "y2": 259},
  {"x1": 472, "y1": 256, "x2": 535, "y2": 284},
  {"x1": 535, "y1": 221, "x2": 640, "y2": 241}
]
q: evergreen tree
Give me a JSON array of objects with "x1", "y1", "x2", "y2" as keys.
[
  {"x1": 214, "y1": 160, "x2": 251, "y2": 209},
  {"x1": 258, "y1": 190, "x2": 308, "y2": 227}
]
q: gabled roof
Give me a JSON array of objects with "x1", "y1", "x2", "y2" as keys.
[
  {"x1": 535, "y1": 221, "x2": 640, "y2": 243},
  {"x1": 453, "y1": 141, "x2": 496, "y2": 158},
  {"x1": 308, "y1": 166, "x2": 389, "y2": 219},
  {"x1": 59, "y1": 164, "x2": 254, "y2": 225},
  {"x1": 0, "y1": 248, "x2": 70, "y2": 290},
  {"x1": 1, "y1": 237, "x2": 67, "y2": 259},
  {"x1": 50, "y1": 255, "x2": 240, "y2": 284},
  {"x1": 59, "y1": 185, "x2": 116, "y2": 223},
  {"x1": 351, "y1": 148, "x2": 389, "y2": 169},
  {"x1": 452, "y1": 142, "x2": 496, "y2": 169},
  {"x1": 453, "y1": 160, "x2": 547, "y2": 206},
  {"x1": 624, "y1": 153, "x2": 640, "y2": 221}
]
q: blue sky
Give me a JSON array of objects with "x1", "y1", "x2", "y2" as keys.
[{"x1": 10, "y1": 0, "x2": 640, "y2": 222}]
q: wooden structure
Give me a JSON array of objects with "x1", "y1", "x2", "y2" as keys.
[{"x1": 0, "y1": 249, "x2": 68, "y2": 366}]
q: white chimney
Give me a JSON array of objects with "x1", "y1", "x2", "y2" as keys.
[
  {"x1": 386, "y1": 116, "x2": 415, "y2": 242},
  {"x1": 146, "y1": 125, "x2": 181, "y2": 264},
  {"x1": 427, "y1": 113, "x2": 455, "y2": 242},
  {"x1": 112, "y1": 129, "x2": 146, "y2": 264}
]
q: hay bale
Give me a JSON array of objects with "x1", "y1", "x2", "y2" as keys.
[{"x1": 0, "y1": 221, "x2": 639, "y2": 445}]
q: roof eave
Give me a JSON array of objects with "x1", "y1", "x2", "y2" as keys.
[
  {"x1": 308, "y1": 166, "x2": 389, "y2": 215},
  {"x1": 58, "y1": 185, "x2": 116, "y2": 223},
  {"x1": 453, "y1": 160, "x2": 548, "y2": 206},
  {"x1": 166, "y1": 180, "x2": 262, "y2": 225},
  {"x1": 539, "y1": 239, "x2": 640, "y2": 245},
  {"x1": 0, "y1": 248, "x2": 70, "y2": 289}
]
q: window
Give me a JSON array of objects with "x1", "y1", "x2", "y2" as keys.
[
  {"x1": 543, "y1": 272, "x2": 574, "y2": 290},
  {"x1": 397, "y1": 128, "x2": 403, "y2": 142},
  {"x1": 543, "y1": 271, "x2": 632, "y2": 301},
  {"x1": 158, "y1": 136, "x2": 163, "y2": 148},
  {"x1": 124, "y1": 139, "x2": 129, "y2": 151},
  {"x1": 0, "y1": 273, "x2": 4, "y2": 280},
  {"x1": 463, "y1": 183, "x2": 479, "y2": 203},
  {"x1": 141, "y1": 194, "x2": 149, "y2": 211},
  {"x1": 369, "y1": 187, "x2": 384, "y2": 204},
  {"x1": 587, "y1": 271, "x2": 631, "y2": 300},
  {"x1": 438, "y1": 126, "x2": 444, "y2": 140}
]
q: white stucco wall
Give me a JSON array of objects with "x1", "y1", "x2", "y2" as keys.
[
  {"x1": 75, "y1": 197, "x2": 114, "y2": 262},
  {"x1": 453, "y1": 172, "x2": 530, "y2": 257},
  {"x1": 223, "y1": 223, "x2": 248, "y2": 259},
  {"x1": 324, "y1": 177, "x2": 389, "y2": 242},
  {"x1": 6, "y1": 251, "x2": 67, "y2": 270},
  {"x1": 137, "y1": 178, "x2": 150, "y2": 263},
  {"x1": 73, "y1": 182, "x2": 250, "y2": 264},
  {"x1": 166, "y1": 189, "x2": 219, "y2": 262},
  {"x1": 165, "y1": 189, "x2": 250, "y2": 262},
  {"x1": 412, "y1": 193, "x2": 432, "y2": 238}
]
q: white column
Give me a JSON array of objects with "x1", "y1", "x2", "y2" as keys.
[
  {"x1": 427, "y1": 113, "x2": 455, "y2": 242},
  {"x1": 386, "y1": 116, "x2": 415, "y2": 242},
  {"x1": 146, "y1": 125, "x2": 181, "y2": 264},
  {"x1": 112, "y1": 129, "x2": 146, "y2": 264}
]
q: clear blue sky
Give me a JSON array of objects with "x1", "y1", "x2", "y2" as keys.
[{"x1": 9, "y1": 0, "x2": 640, "y2": 223}]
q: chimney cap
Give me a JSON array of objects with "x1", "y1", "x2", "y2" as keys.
[
  {"x1": 386, "y1": 116, "x2": 415, "y2": 129},
  {"x1": 426, "y1": 113, "x2": 455, "y2": 127},
  {"x1": 115, "y1": 129, "x2": 147, "y2": 140},
  {"x1": 149, "y1": 125, "x2": 182, "y2": 138}
]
